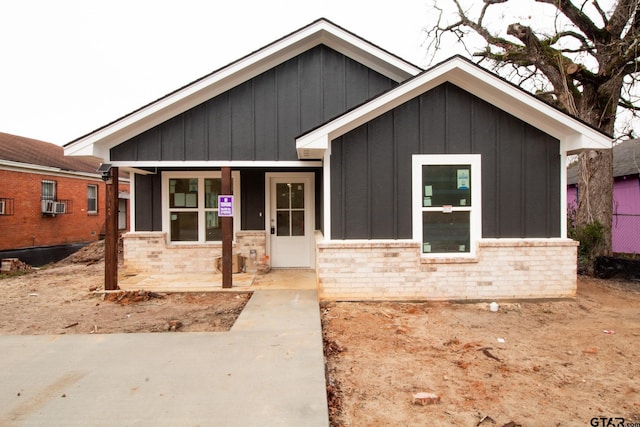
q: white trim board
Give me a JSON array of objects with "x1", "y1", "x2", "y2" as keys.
[{"x1": 111, "y1": 160, "x2": 323, "y2": 169}]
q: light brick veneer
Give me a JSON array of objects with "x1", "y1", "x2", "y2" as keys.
[
  {"x1": 316, "y1": 235, "x2": 578, "y2": 301},
  {"x1": 234, "y1": 231, "x2": 267, "y2": 265},
  {"x1": 122, "y1": 231, "x2": 266, "y2": 275}
]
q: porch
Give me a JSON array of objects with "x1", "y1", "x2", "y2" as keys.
[{"x1": 118, "y1": 268, "x2": 317, "y2": 292}]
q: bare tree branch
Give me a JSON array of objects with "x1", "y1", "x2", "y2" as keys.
[
  {"x1": 535, "y1": 0, "x2": 606, "y2": 42},
  {"x1": 591, "y1": 0, "x2": 610, "y2": 27}
]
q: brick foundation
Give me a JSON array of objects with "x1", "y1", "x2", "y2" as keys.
[
  {"x1": 122, "y1": 231, "x2": 267, "y2": 275},
  {"x1": 316, "y1": 235, "x2": 578, "y2": 301},
  {"x1": 123, "y1": 230, "x2": 577, "y2": 301}
]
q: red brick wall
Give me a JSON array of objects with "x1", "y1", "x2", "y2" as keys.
[{"x1": 0, "y1": 170, "x2": 128, "y2": 250}]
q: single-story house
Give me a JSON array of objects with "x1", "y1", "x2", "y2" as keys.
[
  {"x1": 568, "y1": 138, "x2": 640, "y2": 255},
  {"x1": 0, "y1": 132, "x2": 130, "y2": 259},
  {"x1": 64, "y1": 18, "x2": 611, "y2": 300}
]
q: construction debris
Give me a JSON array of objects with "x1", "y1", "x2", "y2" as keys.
[
  {"x1": 479, "y1": 347, "x2": 502, "y2": 362},
  {"x1": 1, "y1": 258, "x2": 31, "y2": 274},
  {"x1": 412, "y1": 392, "x2": 440, "y2": 405}
]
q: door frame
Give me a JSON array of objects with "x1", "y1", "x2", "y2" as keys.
[{"x1": 265, "y1": 172, "x2": 315, "y2": 269}]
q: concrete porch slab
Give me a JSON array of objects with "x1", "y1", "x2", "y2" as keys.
[{"x1": 117, "y1": 269, "x2": 317, "y2": 292}]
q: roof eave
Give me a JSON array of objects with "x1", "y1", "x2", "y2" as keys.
[
  {"x1": 64, "y1": 19, "x2": 422, "y2": 161},
  {"x1": 296, "y1": 57, "x2": 611, "y2": 160}
]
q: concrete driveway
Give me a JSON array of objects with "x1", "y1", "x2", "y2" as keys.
[{"x1": 0, "y1": 290, "x2": 329, "y2": 427}]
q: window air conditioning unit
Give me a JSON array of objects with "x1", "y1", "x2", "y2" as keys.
[
  {"x1": 54, "y1": 201, "x2": 67, "y2": 214},
  {"x1": 0, "y1": 200, "x2": 4, "y2": 215},
  {"x1": 42, "y1": 199, "x2": 56, "y2": 214}
]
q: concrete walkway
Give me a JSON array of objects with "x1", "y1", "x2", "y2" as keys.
[{"x1": 0, "y1": 290, "x2": 329, "y2": 427}]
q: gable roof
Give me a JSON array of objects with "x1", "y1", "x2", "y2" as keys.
[
  {"x1": 612, "y1": 138, "x2": 640, "y2": 177},
  {"x1": 296, "y1": 55, "x2": 612, "y2": 159},
  {"x1": 567, "y1": 138, "x2": 640, "y2": 184},
  {"x1": 64, "y1": 18, "x2": 422, "y2": 161},
  {"x1": 0, "y1": 132, "x2": 101, "y2": 175}
]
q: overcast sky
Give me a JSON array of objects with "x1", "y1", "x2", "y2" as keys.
[
  {"x1": 1, "y1": 0, "x2": 633, "y2": 145},
  {"x1": 0, "y1": 0, "x2": 436, "y2": 145}
]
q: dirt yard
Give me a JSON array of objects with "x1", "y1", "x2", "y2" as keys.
[
  {"x1": 322, "y1": 278, "x2": 640, "y2": 427},
  {"x1": 0, "y1": 242, "x2": 250, "y2": 335},
  {"x1": 2, "y1": 242, "x2": 639, "y2": 426}
]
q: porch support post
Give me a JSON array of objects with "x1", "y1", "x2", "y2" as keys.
[
  {"x1": 221, "y1": 166, "x2": 232, "y2": 288},
  {"x1": 105, "y1": 166, "x2": 119, "y2": 291}
]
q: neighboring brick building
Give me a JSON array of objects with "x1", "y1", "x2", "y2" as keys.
[{"x1": 0, "y1": 132, "x2": 129, "y2": 252}]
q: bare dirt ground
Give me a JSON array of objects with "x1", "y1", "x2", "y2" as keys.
[
  {"x1": 0, "y1": 241, "x2": 250, "y2": 335},
  {"x1": 2, "y1": 242, "x2": 640, "y2": 426},
  {"x1": 322, "y1": 278, "x2": 640, "y2": 427}
]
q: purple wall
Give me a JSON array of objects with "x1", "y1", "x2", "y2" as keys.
[
  {"x1": 567, "y1": 177, "x2": 640, "y2": 254},
  {"x1": 613, "y1": 178, "x2": 640, "y2": 254}
]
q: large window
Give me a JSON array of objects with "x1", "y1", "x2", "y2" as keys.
[
  {"x1": 413, "y1": 155, "x2": 481, "y2": 257},
  {"x1": 162, "y1": 172, "x2": 240, "y2": 243}
]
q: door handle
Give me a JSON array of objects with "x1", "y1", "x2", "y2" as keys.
[{"x1": 271, "y1": 227, "x2": 275, "y2": 235}]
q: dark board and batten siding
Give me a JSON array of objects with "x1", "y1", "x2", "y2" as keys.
[
  {"x1": 134, "y1": 173, "x2": 162, "y2": 232},
  {"x1": 330, "y1": 82, "x2": 561, "y2": 240},
  {"x1": 126, "y1": 45, "x2": 397, "y2": 232},
  {"x1": 111, "y1": 45, "x2": 398, "y2": 163}
]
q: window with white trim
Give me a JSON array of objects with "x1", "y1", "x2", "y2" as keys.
[
  {"x1": 412, "y1": 155, "x2": 481, "y2": 257},
  {"x1": 41, "y1": 180, "x2": 56, "y2": 200},
  {"x1": 162, "y1": 171, "x2": 240, "y2": 243},
  {"x1": 87, "y1": 185, "x2": 98, "y2": 214}
]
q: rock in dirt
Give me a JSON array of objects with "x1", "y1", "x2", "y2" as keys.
[
  {"x1": 412, "y1": 392, "x2": 440, "y2": 405},
  {"x1": 167, "y1": 320, "x2": 183, "y2": 331}
]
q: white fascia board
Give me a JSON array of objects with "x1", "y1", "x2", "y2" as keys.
[
  {"x1": 63, "y1": 139, "x2": 110, "y2": 161},
  {"x1": 443, "y1": 61, "x2": 611, "y2": 151},
  {"x1": 315, "y1": 26, "x2": 422, "y2": 81},
  {"x1": 64, "y1": 19, "x2": 421, "y2": 161},
  {"x1": 110, "y1": 160, "x2": 323, "y2": 168},
  {"x1": 296, "y1": 57, "x2": 611, "y2": 158},
  {"x1": 562, "y1": 133, "x2": 611, "y2": 153},
  {"x1": 297, "y1": 134, "x2": 329, "y2": 159},
  {"x1": 0, "y1": 159, "x2": 103, "y2": 180}
]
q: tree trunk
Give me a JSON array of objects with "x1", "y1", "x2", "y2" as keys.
[
  {"x1": 573, "y1": 73, "x2": 619, "y2": 260},
  {"x1": 575, "y1": 149, "x2": 613, "y2": 257}
]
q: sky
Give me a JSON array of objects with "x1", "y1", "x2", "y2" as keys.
[
  {"x1": 1, "y1": 0, "x2": 634, "y2": 145},
  {"x1": 0, "y1": 0, "x2": 434, "y2": 145}
]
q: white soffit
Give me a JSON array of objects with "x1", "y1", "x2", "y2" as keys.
[
  {"x1": 64, "y1": 19, "x2": 422, "y2": 160},
  {"x1": 296, "y1": 56, "x2": 611, "y2": 159}
]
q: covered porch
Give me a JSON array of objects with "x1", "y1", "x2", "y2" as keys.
[{"x1": 118, "y1": 268, "x2": 317, "y2": 292}]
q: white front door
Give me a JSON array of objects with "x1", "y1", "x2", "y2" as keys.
[{"x1": 267, "y1": 173, "x2": 314, "y2": 268}]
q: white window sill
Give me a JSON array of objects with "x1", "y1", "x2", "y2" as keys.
[{"x1": 420, "y1": 255, "x2": 479, "y2": 264}]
